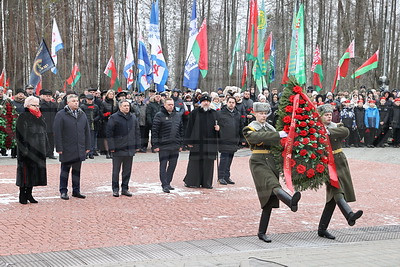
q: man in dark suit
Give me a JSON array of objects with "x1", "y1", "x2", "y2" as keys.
[
  {"x1": 106, "y1": 100, "x2": 140, "y2": 197},
  {"x1": 39, "y1": 89, "x2": 57, "y2": 159},
  {"x1": 53, "y1": 94, "x2": 90, "y2": 200}
]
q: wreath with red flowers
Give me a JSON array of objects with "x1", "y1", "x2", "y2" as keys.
[
  {"x1": 0, "y1": 100, "x2": 18, "y2": 150},
  {"x1": 272, "y1": 81, "x2": 330, "y2": 191}
]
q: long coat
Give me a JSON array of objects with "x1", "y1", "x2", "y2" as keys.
[
  {"x1": 53, "y1": 106, "x2": 91, "y2": 163},
  {"x1": 106, "y1": 111, "x2": 140, "y2": 157},
  {"x1": 185, "y1": 107, "x2": 218, "y2": 160},
  {"x1": 16, "y1": 109, "x2": 47, "y2": 187},
  {"x1": 243, "y1": 121, "x2": 281, "y2": 209},
  {"x1": 217, "y1": 106, "x2": 243, "y2": 153},
  {"x1": 326, "y1": 125, "x2": 356, "y2": 203}
]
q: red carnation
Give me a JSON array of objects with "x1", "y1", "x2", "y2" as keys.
[
  {"x1": 289, "y1": 95, "x2": 295, "y2": 103},
  {"x1": 304, "y1": 106, "x2": 311, "y2": 112},
  {"x1": 308, "y1": 120, "x2": 315, "y2": 126},
  {"x1": 321, "y1": 156, "x2": 329, "y2": 164},
  {"x1": 296, "y1": 108, "x2": 303, "y2": 114},
  {"x1": 316, "y1": 164, "x2": 325, "y2": 173},
  {"x1": 310, "y1": 153, "x2": 316, "y2": 159},
  {"x1": 296, "y1": 164, "x2": 307, "y2": 174},
  {"x1": 299, "y1": 130, "x2": 308, "y2": 137},
  {"x1": 312, "y1": 143, "x2": 318, "y2": 148},
  {"x1": 306, "y1": 169, "x2": 315, "y2": 178},
  {"x1": 290, "y1": 159, "x2": 296, "y2": 168},
  {"x1": 318, "y1": 129, "x2": 325, "y2": 134},
  {"x1": 318, "y1": 138, "x2": 326, "y2": 144},
  {"x1": 293, "y1": 141, "x2": 300, "y2": 147},
  {"x1": 283, "y1": 125, "x2": 290, "y2": 133},
  {"x1": 299, "y1": 149, "x2": 308, "y2": 156},
  {"x1": 309, "y1": 135, "x2": 316, "y2": 141},
  {"x1": 316, "y1": 149, "x2": 324, "y2": 154},
  {"x1": 280, "y1": 137, "x2": 287, "y2": 146},
  {"x1": 283, "y1": 116, "x2": 292, "y2": 124},
  {"x1": 293, "y1": 86, "x2": 303, "y2": 94},
  {"x1": 303, "y1": 115, "x2": 310, "y2": 120},
  {"x1": 316, "y1": 122, "x2": 323, "y2": 127},
  {"x1": 299, "y1": 121, "x2": 307, "y2": 128},
  {"x1": 285, "y1": 105, "x2": 294, "y2": 113},
  {"x1": 295, "y1": 115, "x2": 303, "y2": 120},
  {"x1": 302, "y1": 138, "x2": 310, "y2": 145},
  {"x1": 312, "y1": 112, "x2": 320, "y2": 118},
  {"x1": 309, "y1": 128, "x2": 317, "y2": 134},
  {"x1": 184, "y1": 111, "x2": 190, "y2": 116}
]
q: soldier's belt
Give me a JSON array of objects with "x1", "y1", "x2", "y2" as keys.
[
  {"x1": 252, "y1": 150, "x2": 271, "y2": 154},
  {"x1": 332, "y1": 148, "x2": 343, "y2": 154}
]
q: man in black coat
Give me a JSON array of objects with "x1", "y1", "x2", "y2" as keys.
[
  {"x1": 151, "y1": 98, "x2": 184, "y2": 193},
  {"x1": 146, "y1": 93, "x2": 162, "y2": 152},
  {"x1": 354, "y1": 100, "x2": 366, "y2": 147},
  {"x1": 391, "y1": 98, "x2": 400, "y2": 147},
  {"x1": 217, "y1": 96, "x2": 244, "y2": 185},
  {"x1": 183, "y1": 95, "x2": 220, "y2": 189},
  {"x1": 107, "y1": 100, "x2": 140, "y2": 197},
  {"x1": 374, "y1": 97, "x2": 392, "y2": 147},
  {"x1": 80, "y1": 94, "x2": 101, "y2": 158},
  {"x1": 39, "y1": 89, "x2": 58, "y2": 159},
  {"x1": 54, "y1": 94, "x2": 90, "y2": 200}
]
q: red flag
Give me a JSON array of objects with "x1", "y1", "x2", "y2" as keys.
[
  {"x1": 241, "y1": 62, "x2": 248, "y2": 88},
  {"x1": 0, "y1": 68, "x2": 5, "y2": 87},
  {"x1": 246, "y1": 0, "x2": 258, "y2": 60},
  {"x1": 66, "y1": 64, "x2": 80, "y2": 85},
  {"x1": 5, "y1": 77, "x2": 10, "y2": 89},
  {"x1": 35, "y1": 78, "x2": 42, "y2": 96},
  {"x1": 104, "y1": 56, "x2": 118, "y2": 89},
  {"x1": 264, "y1": 32, "x2": 273, "y2": 62},
  {"x1": 195, "y1": 19, "x2": 208, "y2": 78},
  {"x1": 281, "y1": 52, "x2": 290, "y2": 85}
]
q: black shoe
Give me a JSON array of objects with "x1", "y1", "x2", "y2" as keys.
[
  {"x1": 163, "y1": 187, "x2": 170, "y2": 193},
  {"x1": 89, "y1": 155, "x2": 94, "y2": 159},
  {"x1": 26, "y1": 188, "x2": 38, "y2": 203},
  {"x1": 218, "y1": 179, "x2": 228, "y2": 185},
  {"x1": 225, "y1": 178, "x2": 235, "y2": 184},
  {"x1": 257, "y1": 233, "x2": 272, "y2": 243},
  {"x1": 121, "y1": 191, "x2": 133, "y2": 197},
  {"x1": 318, "y1": 229, "x2": 336, "y2": 239},
  {"x1": 113, "y1": 191, "x2": 119, "y2": 197},
  {"x1": 19, "y1": 187, "x2": 28, "y2": 204},
  {"x1": 93, "y1": 151, "x2": 99, "y2": 156},
  {"x1": 11, "y1": 155, "x2": 17, "y2": 158},
  {"x1": 60, "y1": 193, "x2": 69, "y2": 200},
  {"x1": 168, "y1": 185, "x2": 175, "y2": 190},
  {"x1": 348, "y1": 210, "x2": 363, "y2": 226},
  {"x1": 72, "y1": 192, "x2": 86, "y2": 199},
  {"x1": 184, "y1": 183, "x2": 198, "y2": 188}
]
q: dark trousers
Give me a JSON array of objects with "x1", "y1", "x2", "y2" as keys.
[
  {"x1": 59, "y1": 161, "x2": 82, "y2": 194},
  {"x1": 374, "y1": 125, "x2": 390, "y2": 146},
  {"x1": 354, "y1": 128, "x2": 365, "y2": 147},
  {"x1": 112, "y1": 156, "x2": 133, "y2": 192},
  {"x1": 393, "y1": 128, "x2": 400, "y2": 146},
  {"x1": 159, "y1": 150, "x2": 179, "y2": 187},
  {"x1": 89, "y1": 130, "x2": 98, "y2": 155},
  {"x1": 218, "y1": 152, "x2": 234, "y2": 180},
  {"x1": 365, "y1": 128, "x2": 377, "y2": 146},
  {"x1": 46, "y1": 132, "x2": 55, "y2": 156},
  {"x1": 140, "y1": 125, "x2": 150, "y2": 149}
]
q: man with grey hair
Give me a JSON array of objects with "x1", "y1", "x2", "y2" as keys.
[
  {"x1": 106, "y1": 100, "x2": 140, "y2": 197},
  {"x1": 54, "y1": 94, "x2": 91, "y2": 200}
]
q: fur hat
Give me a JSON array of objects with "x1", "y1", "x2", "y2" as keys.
[
  {"x1": 317, "y1": 104, "x2": 334, "y2": 115},
  {"x1": 253, "y1": 102, "x2": 271, "y2": 113}
]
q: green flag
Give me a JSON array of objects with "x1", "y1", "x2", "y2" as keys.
[
  {"x1": 295, "y1": 4, "x2": 306, "y2": 85},
  {"x1": 229, "y1": 32, "x2": 241, "y2": 76}
]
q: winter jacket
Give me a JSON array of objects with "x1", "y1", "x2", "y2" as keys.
[
  {"x1": 151, "y1": 107, "x2": 183, "y2": 151},
  {"x1": 100, "y1": 98, "x2": 118, "y2": 122},
  {"x1": 391, "y1": 105, "x2": 400, "y2": 129},
  {"x1": 217, "y1": 106, "x2": 243, "y2": 153},
  {"x1": 53, "y1": 106, "x2": 91, "y2": 163},
  {"x1": 80, "y1": 102, "x2": 101, "y2": 131},
  {"x1": 106, "y1": 110, "x2": 140, "y2": 157},
  {"x1": 146, "y1": 100, "x2": 162, "y2": 127},
  {"x1": 40, "y1": 99, "x2": 57, "y2": 133},
  {"x1": 364, "y1": 107, "x2": 380, "y2": 129},
  {"x1": 340, "y1": 107, "x2": 356, "y2": 129},
  {"x1": 354, "y1": 106, "x2": 365, "y2": 129},
  {"x1": 377, "y1": 104, "x2": 391, "y2": 126}
]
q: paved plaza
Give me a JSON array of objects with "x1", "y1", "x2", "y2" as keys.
[{"x1": 0, "y1": 147, "x2": 399, "y2": 266}]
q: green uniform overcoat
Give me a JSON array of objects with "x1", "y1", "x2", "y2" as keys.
[
  {"x1": 243, "y1": 121, "x2": 281, "y2": 209},
  {"x1": 326, "y1": 125, "x2": 356, "y2": 203}
]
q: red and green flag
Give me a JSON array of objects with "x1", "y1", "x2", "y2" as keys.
[
  {"x1": 351, "y1": 50, "x2": 379, "y2": 79},
  {"x1": 331, "y1": 40, "x2": 354, "y2": 92},
  {"x1": 104, "y1": 56, "x2": 122, "y2": 92},
  {"x1": 246, "y1": 0, "x2": 258, "y2": 60},
  {"x1": 241, "y1": 61, "x2": 248, "y2": 89},
  {"x1": 66, "y1": 63, "x2": 81, "y2": 87},
  {"x1": 311, "y1": 44, "x2": 323, "y2": 92},
  {"x1": 193, "y1": 19, "x2": 208, "y2": 78}
]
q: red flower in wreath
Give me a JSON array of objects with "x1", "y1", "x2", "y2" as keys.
[
  {"x1": 316, "y1": 149, "x2": 324, "y2": 154},
  {"x1": 280, "y1": 137, "x2": 287, "y2": 146},
  {"x1": 290, "y1": 159, "x2": 296, "y2": 168},
  {"x1": 283, "y1": 115, "x2": 292, "y2": 124},
  {"x1": 318, "y1": 129, "x2": 325, "y2": 134},
  {"x1": 303, "y1": 115, "x2": 310, "y2": 120},
  {"x1": 316, "y1": 164, "x2": 325, "y2": 173},
  {"x1": 299, "y1": 149, "x2": 308, "y2": 156},
  {"x1": 309, "y1": 135, "x2": 317, "y2": 141},
  {"x1": 293, "y1": 86, "x2": 303, "y2": 94},
  {"x1": 285, "y1": 105, "x2": 294, "y2": 113},
  {"x1": 299, "y1": 130, "x2": 308, "y2": 137},
  {"x1": 296, "y1": 164, "x2": 307, "y2": 174},
  {"x1": 302, "y1": 138, "x2": 310, "y2": 145},
  {"x1": 304, "y1": 106, "x2": 311, "y2": 112},
  {"x1": 293, "y1": 141, "x2": 300, "y2": 147},
  {"x1": 318, "y1": 137, "x2": 326, "y2": 144},
  {"x1": 299, "y1": 121, "x2": 307, "y2": 128},
  {"x1": 316, "y1": 122, "x2": 323, "y2": 127},
  {"x1": 299, "y1": 99, "x2": 306, "y2": 105},
  {"x1": 308, "y1": 120, "x2": 315, "y2": 126},
  {"x1": 295, "y1": 114, "x2": 303, "y2": 120},
  {"x1": 306, "y1": 169, "x2": 315, "y2": 178},
  {"x1": 321, "y1": 156, "x2": 329, "y2": 164},
  {"x1": 289, "y1": 95, "x2": 295, "y2": 103},
  {"x1": 310, "y1": 153, "x2": 316, "y2": 159},
  {"x1": 312, "y1": 143, "x2": 318, "y2": 148},
  {"x1": 312, "y1": 112, "x2": 320, "y2": 118},
  {"x1": 296, "y1": 108, "x2": 303, "y2": 114},
  {"x1": 309, "y1": 128, "x2": 317, "y2": 134},
  {"x1": 283, "y1": 125, "x2": 290, "y2": 133}
]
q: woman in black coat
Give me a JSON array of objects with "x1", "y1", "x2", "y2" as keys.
[{"x1": 16, "y1": 96, "x2": 47, "y2": 204}]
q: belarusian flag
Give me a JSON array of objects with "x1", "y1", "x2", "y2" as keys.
[
  {"x1": 351, "y1": 50, "x2": 379, "y2": 79},
  {"x1": 263, "y1": 32, "x2": 273, "y2": 62},
  {"x1": 331, "y1": 40, "x2": 354, "y2": 92},
  {"x1": 104, "y1": 56, "x2": 122, "y2": 91},
  {"x1": 311, "y1": 44, "x2": 323, "y2": 92},
  {"x1": 66, "y1": 63, "x2": 81, "y2": 87},
  {"x1": 193, "y1": 19, "x2": 208, "y2": 78},
  {"x1": 246, "y1": 0, "x2": 258, "y2": 60},
  {"x1": 241, "y1": 61, "x2": 248, "y2": 89}
]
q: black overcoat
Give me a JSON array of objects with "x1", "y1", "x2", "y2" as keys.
[
  {"x1": 16, "y1": 109, "x2": 47, "y2": 187},
  {"x1": 53, "y1": 107, "x2": 91, "y2": 163},
  {"x1": 217, "y1": 106, "x2": 243, "y2": 153},
  {"x1": 106, "y1": 111, "x2": 140, "y2": 157},
  {"x1": 40, "y1": 100, "x2": 57, "y2": 133}
]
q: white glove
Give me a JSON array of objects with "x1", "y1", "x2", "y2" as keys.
[{"x1": 279, "y1": 131, "x2": 288, "y2": 138}]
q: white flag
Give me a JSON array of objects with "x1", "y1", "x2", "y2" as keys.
[
  {"x1": 51, "y1": 18, "x2": 64, "y2": 74},
  {"x1": 123, "y1": 37, "x2": 135, "y2": 90}
]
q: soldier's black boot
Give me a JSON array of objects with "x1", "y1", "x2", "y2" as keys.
[
  {"x1": 26, "y1": 187, "x2": 38, "y2": 203},
  {"x1": 19, "y1": 187, "x2": 27, "y2": 205},
  {"x1": 318, "y1": 199, "x2": 336, "y2": 239},
  {"x1": 336, "y1": 198, "x2": 363, "y2": 226},
  {"x1": 273, "y1": 188, "x2": 301, "y2": 212},
  {"x1": 257, "y1": 205, "x2": 272, "y2": 243}
]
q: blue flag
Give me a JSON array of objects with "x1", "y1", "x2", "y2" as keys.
[
  {"x1": 29, "y1": 39, "x2": 55, "y2": 87},
  {"x1": 137, "y1": 38, "x2": 152, "y2": 92},
  {"x1": 183, "y1": 0, "x2": 200, "y2": 89}
]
